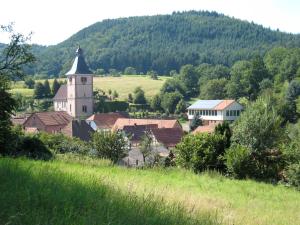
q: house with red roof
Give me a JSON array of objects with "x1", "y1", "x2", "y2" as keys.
[
  {"x1": 112, "y1": 118, "x2": 181, "y2": 131},
  {"x1": 23, "y1": 111, "x2": 94, "y2": 141},
  {"x1": 187, "y1": 99, "x2": 243, "y2": 126}
]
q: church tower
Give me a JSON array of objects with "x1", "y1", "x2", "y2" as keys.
[{"x1": 66, "y1": 47, "x2": 93, "y2": 118}]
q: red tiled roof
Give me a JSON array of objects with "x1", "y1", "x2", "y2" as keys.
[
  {"x1": 113, "y1": 118, "x2": 180, "y2": 130},
  {"x1": 214, "y1": 100, "x2": 235, "y2": 110},
  {"x1": 192, "y1": 123, "x2": 217, "y2": 134},
  {"x1": 53, "y1": 85, "x2": 67, "y2": 100},
  {"x1": 29, "y1": 111, "x2": 72, "y2": 126},
  {"x1": 152, "y1": 128, "x2": 184, "y2": 148},
  {"x1": 86, "y1": 112, "x2": 129, "y2": 129}
]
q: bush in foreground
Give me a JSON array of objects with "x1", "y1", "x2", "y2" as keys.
[
  {"x1": 175, "y1": 133, "x2": 226, "y2": 173},
  {"x1": 224, "y1": 144, "x2": 255, "y2": 179},
  {"x1": 92, "y1": 131, "x2": 128, "y2": 163}
]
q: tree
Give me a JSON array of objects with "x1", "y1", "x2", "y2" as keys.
[
  {"x1": 232, "y1": 95, "x2": 282, "y2": 151},
  {"x1": 34, "y1": 82, "x2": 45, "y2": 99},
  {"x1": 124, "y1": 67, "x2": 136, "y2": 75},
  {"x1": 133, "y1": 87, "x2": 146, "y2": 104},
  {"x1": 109, "y1": 69, "x2": 119, "y2": 76},
  {"x1": 214, "y1": 121, "x2": 231, "y2": 148},
  {"x1": 24, "y1": 77, "x2": 35, "y2": 89},
  {"x1": 43, "y1": 79, "x2": 51, "y2": 97},
  {"x1": 160, "y1": 78, "x2": 186, "y2": 96},
  {"x1": 231, "y1": 95, "x2": 283, "y2": 179},
  {"x1": 150, "y1": 94, "x2": 161, "y2": 111},
  {"x1": 249, "y1": 55, "x2": 269, "y2": 100},
  {"x1": 160, "y1": 92, "x2": 182, "y2": 114},
  {"x1": 175, "y1": 133, "x2": 226, "y2": 172},
  {"x1": 92, "y1": 131, "x2": 128, "y2": 163},
  {"x1": 52, "y1": 78, "x2": 61, "y2": 95},
  {"x1": 281, "y1": 80, "x2": 300, "y2": 123},
  {"x1": 0, "y1": 24, "x2": 35, "y2": 154},
  {"x1": 189, "y1": 113, "x2": 202, "y2": 131},
  {"x1": 175, "y1": 99, "x2": 186, "y2": 114},
  {"x1": 128, "y1": 93, "x2": 133, "y2": 103},
  {"x1": 95, "y1": 68, "x2": 105, "y2": 75},
  {"x1": 226, "y1": 60, "x2": 252, "y2": 99},
  {"x1": 147, "y1": 70, "x2": 158, "y2": 80},
  {"x1": 259, "y1": 78, "x2": 273, "y2": 92},
  {"x1": 112, "y1": 90, "x2": 119, "y2": 100},
  {"x1": 178, "y1": 64, "x2": 198, "y2": 97},
  {"x1": 169, "y1": 70, "x2": 177, "y2": 76},
  {"x1": 200, "y1": 78, "x2": 228, "y2": 99},
  {"x1": 140, "y1": 133, "x2": 152, "y2": 163},
  {"x1": 224, "y1": 144, "x2": 255, "y2": 179}
]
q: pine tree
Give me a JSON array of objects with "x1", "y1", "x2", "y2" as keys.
[
  {"x1": 128, "y1": 93, "x2": 133, "y2": 103},
  {"x1": 34, "y1": 82, "x2": 45, "y2": 99},
  {"x1": 43, "y1": 80, "x2": 51, "y2": 97},
  {"x1": 52, "y1": 78, "x2": 61, "y2": 95}
]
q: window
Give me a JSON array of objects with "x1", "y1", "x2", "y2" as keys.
[
  {"x1": 226, "y1": 110, "x2": 229, "y2": 116},
  {"x1": 237, "y1": 110, "x2": 240, "y2": 116},
  {"x1": 82, "y1": 105, "x2": 87, "y2": 113},
  {"x1": 69, "y1": 77, "x2": 72, "y2": 84},
  {"x1": 81, "y1": 77, "x2": 87, "y2": 84},
  {"x1": 70, "y1": 104, "x2": 71, "y2": 112}
]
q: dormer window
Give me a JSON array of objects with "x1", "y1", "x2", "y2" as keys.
[{"x1": 81, "y1": 77, "x2": 87, "y2": 84}]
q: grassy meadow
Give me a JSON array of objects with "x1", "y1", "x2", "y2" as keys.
[
  {"x1": 10, "y1": 75, "x2": 169, "y2": 99},
  {"x1": 1, "y1": 156, "x2": 299, "y2": 225}
]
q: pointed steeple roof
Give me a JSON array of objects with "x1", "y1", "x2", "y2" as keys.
[{"x1": 66, "y1": 46, "x2": 92, "y2": 75}]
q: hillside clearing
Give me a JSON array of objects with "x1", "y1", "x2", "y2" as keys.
[
  {"x1": 0, "y1": 157, "x2": 299, "y2": 225},
  {"x1": 10, "y1": 75, "x2": 169, "y2": 100}
]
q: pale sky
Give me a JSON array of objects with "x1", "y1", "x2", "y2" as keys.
[{"x1": 0, "y1": 0, "x2": 299, "y2": 46}]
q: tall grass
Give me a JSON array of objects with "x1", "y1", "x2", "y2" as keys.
[
  {"x1": 0, "y1": 157, "x2": 299, "y2": 225},
  {"x1": 0, "y1": 158, "x2": 218, "y2": 225}
]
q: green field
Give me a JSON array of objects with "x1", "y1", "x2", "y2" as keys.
[
  {"x1": 10, "y1": 75, "x2": 169, "y2": 100},
  {"x1": 1, "y1": 156, "x2": 299, "y2": 225}
]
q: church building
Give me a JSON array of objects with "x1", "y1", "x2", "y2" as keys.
[{"x1": 53, "y1": 47, "x2": 93, "y2": 118}]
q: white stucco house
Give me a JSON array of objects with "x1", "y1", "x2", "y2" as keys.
[{"x1": 187, "y1": 99, "x2": 243, "y2": 125}]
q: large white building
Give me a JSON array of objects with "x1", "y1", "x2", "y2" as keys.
[
  {"x1": 53, "y1": 47, "x2": 93, "y2": 118},
  {"x1": 187, "y1": 99, "x2": 243, "y2": 125}
]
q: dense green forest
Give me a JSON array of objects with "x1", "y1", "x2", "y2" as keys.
[{"x1": 14, "y1": 11, "x2": 300, "y2": 76}]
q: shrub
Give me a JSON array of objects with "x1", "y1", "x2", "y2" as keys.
[
  {"x1": 16, "y1": 135, "x2": 52, "y2": 160},
  {"x1": 38, "y1": 132, "x2": 90, "y2": 154},
  {"x1": 92, "y1": 131, "x2": 128, "y2": 163},
  {"x1": 285, "y1": 163, "x2": 300, "y2": 188},
  {"x1": 224, "y1": 144, "x2": 254, "y2": 179},
  {"x1": 231, "y1": 95, "x2": 284, "y2": 180},
  {"x1": 175, "y1": 133, "x2": 226, "y2": 173}
]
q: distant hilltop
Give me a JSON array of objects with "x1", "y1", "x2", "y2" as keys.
[{"x1": 14, "y1": 10, "x2": 300, "y2": 76}]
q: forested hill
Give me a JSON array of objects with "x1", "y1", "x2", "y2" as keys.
[{"x1": 29, "y1": 11, "x2": 300, "y2": 76}]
